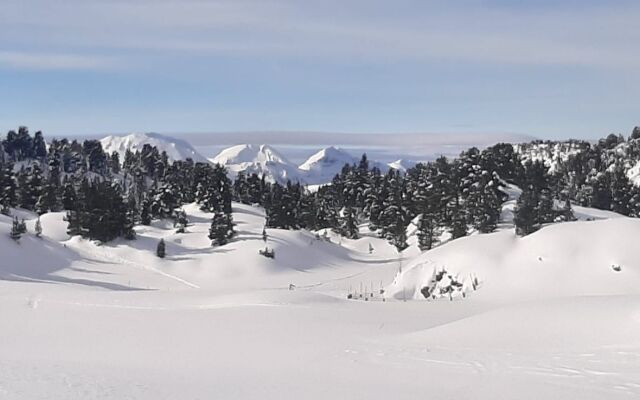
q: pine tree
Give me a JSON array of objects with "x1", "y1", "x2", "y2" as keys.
[
  {"x1": 140, "y1": 198, "x2": 152, "y2": 225},
  {"x1": 123, "y1": 202, "x2": 137, "y2": 240},
  {"x1": 209, "y1": 211, "x2": 235, "y2": 246},
  {"x1": 0, "y1": 163, "x2": 17, "y2": 213},
  {"x1": 417, "y1": 212, "x2": 440, "y2": 251},
  {"x1": 448, "y1": 201, "x2": 468, "y2": 239},
  {"x1": 9, "y1": 217, "x2": 21, "y2": 241},
  {"x1": 173, "y1": 209, "x2": 189, "y2": 233},
  {"x1": 35, "y1": 217, "x2": 42, "y2": 238},
  {"x1": 514, "y1": 187, "x2": 539, "y2": 236},
  {"x1": 338, "y1": 206, "x2": 359, "y2": 239},
  {"x1": 61, "y1": 180, "x2": 77, "y2": 210},
  {"x1": 66, "y1": 209, "x2": 82, "y2": 237},
  {"x1": 156, "y1": 239, "x2": 166, "y2": 258}
]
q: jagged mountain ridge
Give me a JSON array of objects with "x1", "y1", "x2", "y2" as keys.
[
  {"x1": 98, "y1": 134, "x2": 405, "y2": 185},
  {"x1": 100, "y1": 132, "x2": 210, "y2": 164}
]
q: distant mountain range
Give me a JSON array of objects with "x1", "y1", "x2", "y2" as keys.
[{"x1": 100, "y1": 132, "x2": 418, "y2": 185}]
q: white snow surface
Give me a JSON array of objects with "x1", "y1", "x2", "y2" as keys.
[
  {"x1": 100, "y1": 132, "x2": 210, "y2": 164},
  {"x1": 1, "y1": 203, "x2": 640, "y2": 399}
]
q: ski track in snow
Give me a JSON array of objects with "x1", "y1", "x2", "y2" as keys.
[{"x1": 66, "y1": 240, "x2": 201, "y2": 289}]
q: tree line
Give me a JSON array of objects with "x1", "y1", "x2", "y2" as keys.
[{"x1": 2, "y1": 126, "x2": 640, "y2": 251}]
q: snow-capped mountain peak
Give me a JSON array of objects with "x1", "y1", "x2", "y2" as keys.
[
  {"x1": 212, "y1": 144, "x2": 291, "y2": 166},
  {"x1": 299, "y1": 146, "x2": 356, "y2": 171},
  {"x1": 210, "y1": 144, "x2": 300, "y2": 184},
  {"x1": 100, "y1": 132, "x2": 209, "y2": 164},
  {"x1": 388, "y1": 159, "x2": 416, "y2": 173},
  {"x1": 296, "y1": 146, "x2": 358, "y2": 185}
]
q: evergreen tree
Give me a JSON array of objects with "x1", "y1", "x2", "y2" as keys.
[
  {"x1": 0, "y1": 162, "x2": 17, "y2": 213},
  {"x1": 173, "y1": 209, "x2": 189, "y2": 233},
  {"x1": 338, "y1": 206, "x2": 359, "y2": 239},
  {"x1": 33, "y1": 131, "x2": 47, "y2": 160},
  {"x1": 61, "y1": 180, "x2": 77, "y2": 210},
  {"x1": 140, "y1": 198, "x2": 152, "y2": 225},
  {"x1": 209, "y1": 211, "x2": 235, "y2": 246},
  {"x1": 66, "y1": 209, "x2": 82, "y2": 237},
  {"x1": 35, "y1": 217, "x2": 42, "y2": 238},
  {"x1": 514, "y1": 187, "x2": 539, "y2": 236},
  {"x1": 123, "y1": 203, "x2": 137, "y2": 240},
  {"x1": 417, "y1": 212, "x2": 440, "y2": 251},
  {"x1": 9, "y1": 216, "x2": 21, "y2": 241},
  {"x1": 156, "y1": 239, "x2": 166, "y2": 258}
]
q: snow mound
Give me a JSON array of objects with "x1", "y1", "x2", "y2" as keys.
[
  {"x1": 387, "y1": 217, "x2": 640, "y2": 302},
  {"x1": 100, "y1": 132, "x2": 209, "y2": 164}
]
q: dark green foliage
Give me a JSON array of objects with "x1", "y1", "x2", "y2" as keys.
[
  {"x1": 9, "y1": 217, "x2": 22, "y2": 241},
  {"x1": 156, "y1": 239, "x2": 166, "y2": 258},
  {"x1": 338, "y1": 206, "x2": 359, "y2": 239},
  {"x1": 514, "y1": 187, "x2": 539, "y2": 236},
  {"x1": 417, "y1": 212, "x2": 439, "y2": 251},
  {"x1": 35, "y1": 217, "x2": 42, "y2": 237},
  {"x1": 209, "y1": 211, "x2": 235, "y2": 246}
]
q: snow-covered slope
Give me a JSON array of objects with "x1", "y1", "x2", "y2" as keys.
[
  {"x1": 210, "y1": 144, "x2": 301, "y2": 184},
  {"x1": 2, "y1": 202, "x2": 640, "y2": 399},
  {"x1": 100, "y1": 132, "x2": 209, "y2": 164},
  {"x1": 387, "y1": 217, "x2": 640, "y2": 302}
]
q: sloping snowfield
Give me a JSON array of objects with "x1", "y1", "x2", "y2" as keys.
[{"x1": 1, "y1": 203, "x2": 639, "y2": 399}]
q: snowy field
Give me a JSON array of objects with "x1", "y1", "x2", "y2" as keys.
[{"x1": 1, "y1": 203, "x2": 640, "y2": 399}]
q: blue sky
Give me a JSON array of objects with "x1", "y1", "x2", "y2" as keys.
[{"x1": 0, "y1": 0, "x2": 638, "y2": 139}]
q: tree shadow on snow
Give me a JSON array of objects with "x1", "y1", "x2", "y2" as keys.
[{"x1": 1, "y1": 236, "x2": 150, "y2": 291}]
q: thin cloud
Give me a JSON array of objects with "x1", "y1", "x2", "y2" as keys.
[
  {"x1": 1, "y1": 1, "x2": 639, "y2": 70},
  {"x1": 0, "y1": 51, "x2": 118, "y2": 71}
]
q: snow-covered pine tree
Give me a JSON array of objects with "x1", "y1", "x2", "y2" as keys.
[
  {"x1": 537, "y1": 187, "x2": 556, "y2": 224},
  {"x1": 173, "y1": 209, "x2": 189, "y2": 233},
  {"x1": 447, "y1": 200, "x2": 468, "y2": 239},
  {"x1": 514, "y1": 187, "x2": 539, "y2": 236},
  {"x1": 338, "y1": 206, "x2": 359, "y2": 239},
  {"x1": 150, "y1": 181, "x2": 179, "y2": 219},
  {"x1": 123, "y1": 202, "x2": 137, "y2": 240},
  {"x1": 140, "y1": 198, "x2": 152, "y2": 225},
  {"x1": 379, "y1": 170, "x2": 409, "y2": 250},
  {"x1": 9, "y1": 216, "x2": 21, "y2": 241},
  {"x1": 417, "y1": 212, "x2": 440, "y2": 251},
  {"x1": 209, "y1": 211, "x2": 235, "y2": 246},
  {"x1": 35, "y1": 217, "x2": 42, "y2": 238}
]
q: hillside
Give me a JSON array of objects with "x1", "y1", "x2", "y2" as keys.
[{"x1": 1, "y1": 201, "x2": 640, "y2": 399}]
